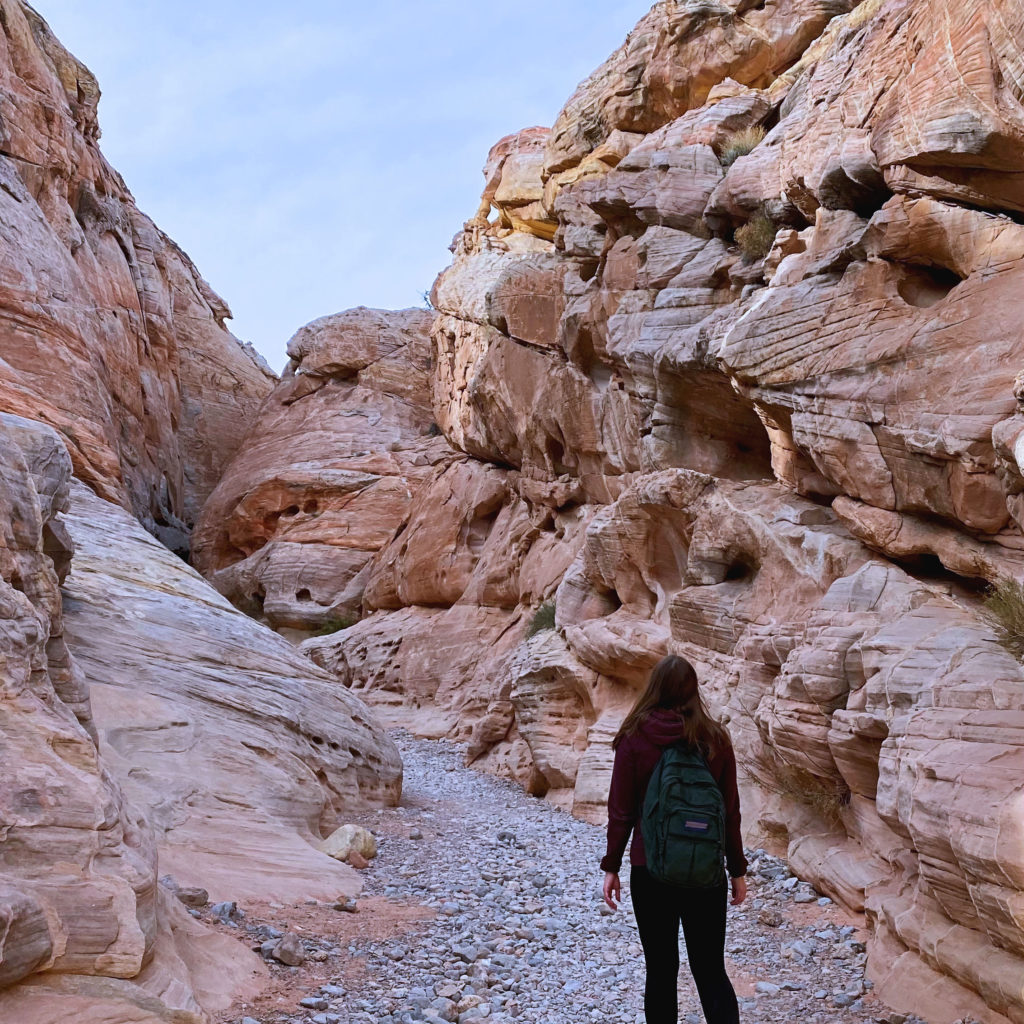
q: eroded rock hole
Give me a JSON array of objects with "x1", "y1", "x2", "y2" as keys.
[
  {"x1": 546, "y1": 436, "x2": 572, "y2": 476},
  {"x1": 296, "y1": 588, "x2": 312, "y2": 602},
  {"x1": 819, "y1": 166, "x2": 894, "y2": 219},
  {"x1": 464, "y1": 502, "x2": 502, "y2": 557},
  {"x1": 892, "y1": 552, "x2": 988, "y2": 594},
  {"x1": 725, "y1": 559, "x2": 758, "y2": 582},
  {"x1": 896, "y1": 264, "x2": 964, "y2": 308}
]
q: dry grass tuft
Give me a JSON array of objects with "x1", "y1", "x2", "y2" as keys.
[
  {"x1": 718, "y1": 125, "x2": 766, "y2": 167},
  {"x1": 772, "y1": 763, "x2": 850, "y2": 828},
  {"x1": 311, "y1": 614, "x2": 357, "y2": 637},
  {"x1": 526, "y1": 600, "x2": 557, "y2": 638},
  {"x1": 984, "y1": 577, "x2": 1024, "y2": 661},
  {"x1": 735, "y1": 210, "x2": 777, "y2": 261}
]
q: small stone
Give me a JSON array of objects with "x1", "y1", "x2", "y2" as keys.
[
  {"x1": 757, "y1": 908, "x2": 783, "y2": 927},
  {"x1": 348, "y1": 849, "x2": 371, "y2": 870},
  {"x1": 175, "y1": 884, "x2": 208, "y2": 909},
  {"x1": 272, "y1": 933, "x2": 306, "y2": 966},
  {"x1": 410, "y1": 828, "x2": 424, "y2": 840},
  {"x1": 300, "y1": 995, "x2": 330, "y2": 1010},
  {"x1": 210, "y1": 900, "x2": 243, "y2": 925},
  {"x1": 331, "y1": 897, "x2": 358, "y2": 913},
  {"x1": 756, "y1": 982, "x2": 781, "y2": 995}
]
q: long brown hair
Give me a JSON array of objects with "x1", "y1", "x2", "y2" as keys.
[{"x1": 613, "y1": 654, "x2": 728, "y2": 755}]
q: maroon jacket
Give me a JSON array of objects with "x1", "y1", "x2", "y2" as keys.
[{"x1": 601, "y1": 708, "x2": 747, "y2": 878}]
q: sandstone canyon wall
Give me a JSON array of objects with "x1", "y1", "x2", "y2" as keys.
[
  {"x1": 200, "y1": 2, "x2": 1024, "y2": 1021},
  {"x1": 0, "y1": 4, "x2": 402, "y2": 1021},
  {"x1": 0, "y1": 0, "x2": 276, "y2": 553},
  {"x1": 0, "y1": 412, "x2": 402, "y2": 1024}
]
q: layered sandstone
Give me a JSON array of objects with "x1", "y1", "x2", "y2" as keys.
[
  {"x1": 192, "y1": 307, "x2": 442, "y2": 632},
  {"x1": 0, "y1": 0, "x2": 274, "y2": 552},
  {"x1": 0, "y1": 411, "x2": 401, "y2": 1022},
  {"x1": 64, "y1": 482, "x2": 402, "y2": 901},
  {"x1": 0, "y1": 414, "x2": 257, "y2": 1024},
  {"x1": 0, "y1": 7, "x2": 404, "y2": 1020},
  {"x1": 200, "y1": 2, "x2": 1024, "y2": 1021}
]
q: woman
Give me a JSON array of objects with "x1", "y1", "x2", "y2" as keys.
[{"x1": 601, "y1": 654, "x2": 747, "y2": 1024}]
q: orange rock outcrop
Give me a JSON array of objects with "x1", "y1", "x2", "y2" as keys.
[
  {"x1": 202, "y1": 2, "x2": 1024, "y2": 1020},
  {"x1": 0, "y1": 5, "x2": 401, "y2": 1021},
  {"x1": 0, "y1": 0, "x2": 274, "y2": 552}
]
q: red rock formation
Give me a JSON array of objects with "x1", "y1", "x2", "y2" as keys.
[
  {"x1": 0, "y1": 414, "x2": 259, "y2": 1022},
  {"x1": 0, "y1": 0, "x2": 274, "y2": 551},
  {"x1": 0, "y1": 7, "x2": 403, "y2": 1021},
  {"x1": 205, "y1": 2, "x2": 1024, "y2": 1020},
  {"x1": 192, "y1": 307, "x2": 441, "y2": 631}
]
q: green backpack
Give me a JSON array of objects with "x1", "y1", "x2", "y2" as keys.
[{"x1": 640, "y1": 743, "x2": 726, "y2": 888}]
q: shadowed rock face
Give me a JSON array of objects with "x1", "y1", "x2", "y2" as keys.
[
  {"x1": 192, "y1": 306, "x2": 443, "y2": 632},
  {"x1": 202, "y1": 2, "x2": 1024, "y2": 1020},
  {"x1": 0, "y1": 0, "x2": 275, "y2": 552}
]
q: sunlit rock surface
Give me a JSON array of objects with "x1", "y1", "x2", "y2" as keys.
[
  {"x1": 0, "y1": 414, "x2": 258, "y2": 1024},
  {"x1": 64, "y1": 482, "x2": 402, "y2": 902},
  {"x1": 192, "y1": 307, "x2": 441, "y2": 631}
]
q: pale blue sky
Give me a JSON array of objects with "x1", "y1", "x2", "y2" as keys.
[{"x1": 38, "y1": 1, "x2": 651, "y2": 370}]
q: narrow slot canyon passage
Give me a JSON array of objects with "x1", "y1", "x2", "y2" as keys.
[{"x1": 213, "y1": 733, "x2": 891, "y2": 1024}]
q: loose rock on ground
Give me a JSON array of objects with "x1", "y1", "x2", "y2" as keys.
[{"x1": 222, "y1": 732, "x2": 922, "y2": 1024}]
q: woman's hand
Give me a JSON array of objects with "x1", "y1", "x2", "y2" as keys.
[
  {"x1": 603, "y1": 871, "x2": 621, "y2": 910},
  {"x1": 730, "y1": 875, "x2": 747, "y2": 906}
]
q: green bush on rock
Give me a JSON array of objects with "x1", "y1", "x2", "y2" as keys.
[{"x1": 526, "y1": 600, "x2": 557, "y2": 638}]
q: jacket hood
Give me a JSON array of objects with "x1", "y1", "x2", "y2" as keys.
[{"x1": 638, "y1": 707, "x2": 690, "y2": 748}]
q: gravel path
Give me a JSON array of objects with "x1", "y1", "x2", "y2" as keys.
[{"x1": 227, "y1": 731, "x2": 912, "y2": 1024}]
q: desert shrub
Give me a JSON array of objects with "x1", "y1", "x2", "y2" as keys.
[
  {"x1": 312, "y1": 614, "x2": 357, "y2": 637},
  {"x1": 526, "y1": 600, "x2": 557, "y2": 638},
  {"x1": 984, "y1": 577, "x2": 1024, "y2": 661},
  {"x1": 718, "y1": 125, "x2": 766, "y2": 167},
  {"x1": 772, "y1": 762, "x2": 850, "y2": 828},
  {"x1": 735, "y1": 209, "x2": 777, "y2": 261}
]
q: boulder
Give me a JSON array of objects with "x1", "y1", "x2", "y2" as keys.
[{"x1": 320, "y1": 824, "x2": 378, "y2": 862}]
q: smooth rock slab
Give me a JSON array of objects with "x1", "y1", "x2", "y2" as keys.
[{"x1": 61, "y1": 483, "x2": 402, "y2": 903}]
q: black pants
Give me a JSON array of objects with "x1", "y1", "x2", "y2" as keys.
[{"x1": 630, "y1": 866, "x2": 739, "y2": 1024}]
